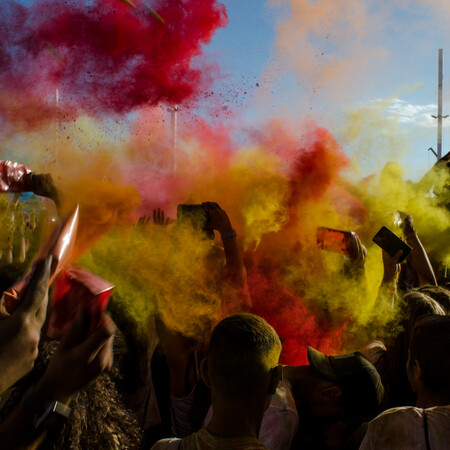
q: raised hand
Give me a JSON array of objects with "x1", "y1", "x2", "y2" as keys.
[
  {"x1": 28, "y1": 173, "x2": 60, "y2": 208},
  {"x1": 0, "y1": 256, "x2": 52, "y2": 394},
  {"x1": 34, "y1": 312, "x2": 116, "y2": 403},
  {"x1": 396, "y1": 211, "x2": 436, "y2": 286},
  {"x1": 202, "y1": 202, "x2": 232, "y2": 235},
  {"x1": 153, "y1": 208, "x2": 170, "y2": 226},
  {"x1": 396, "y1": 211, "x2": 415, "y2": 237},
  {"x1": 138, "y1": 215, "x2": 152, "y2": 227},
  {"x1": 382, "y1": 249, "x2": 403, "y2": 284},
  {"x1": 347, "y1": 232, "x2": 367, "y2": 267}
]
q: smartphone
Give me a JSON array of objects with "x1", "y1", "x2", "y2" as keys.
[
  {"x1": 372, "y1": 226, "x2": 412, "y2": 263},
  {"x1": 317, "y1": 227, "x2": 353, "y2": 256},
  {"x1": 177, "y1": 204, "x2": 215, "y2": 240}
]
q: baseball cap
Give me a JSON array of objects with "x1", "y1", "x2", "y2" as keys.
[{"x1": 307, "y1": 346, "x2": 384, "y2": 416}]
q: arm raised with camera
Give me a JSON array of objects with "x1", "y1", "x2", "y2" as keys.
[
  {"x1": 373, "y1": 249, "x2": 403, "y2": 312},
  {"x1": 202, "y1": 202, "x2": 247, "y2": 289},
  {"x1": 398, "y1": 212, "x2": 437, "y2": 287}
]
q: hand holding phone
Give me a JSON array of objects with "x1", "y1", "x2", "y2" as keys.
[
  {"x1": 177, "y1": 204, "x2": 215, "y2": 240},
  {"x1": 317, "y1": 227, "x2": 354, "y2": 256},
  {"x1": 372, "y1": 226, "x2": 412, "y2": 263}
]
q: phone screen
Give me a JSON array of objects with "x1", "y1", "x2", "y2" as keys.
[
  {"x1": 317, "y1": 227, "x2": 351, "y2": 255},
  {"x1": 177, "y1": 204, "x2": 215, "y2": 240},
  {"x1": 372, "y1": 226, "x2": 412, "y2": 263}
]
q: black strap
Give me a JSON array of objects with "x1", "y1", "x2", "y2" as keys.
[
  {"x1": 184, "y1": 352, "x2": 198, "y2": 396},
  {"x1": 423, "y1": 409, "x2": 432, "y2": 450}
]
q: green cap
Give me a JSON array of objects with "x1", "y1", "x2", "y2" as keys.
[{"x1": 307, "y1": 346, "x2": 384, "y2": 416}]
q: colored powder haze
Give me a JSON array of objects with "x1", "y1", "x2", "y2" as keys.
[{"x1": 0, "y1": 0, "x2": 449, "y2": 364}]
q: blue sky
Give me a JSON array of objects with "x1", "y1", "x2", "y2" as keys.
[
  {"x1": 204, "y1": 0, "x2": 450, "y2": 181},
  {"x1": 12, "y1": 0, "x2": 450, "y2": 181}
]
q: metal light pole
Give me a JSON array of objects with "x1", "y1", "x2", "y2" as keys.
[
  {"x1": 167, "y1": 105, "x2": 179, "y2": 174},
  {"x1": 438, "y1": 49, "x2": 444, "y2": 159},
  {"x1": 431, "y1": 49, "x2": 448, "y2": 160}
]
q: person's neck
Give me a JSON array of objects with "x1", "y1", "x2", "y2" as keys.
[
  {"x1": 416, "y1": 389, "x2": 450, "y2": 409},
  {"x1": 206, "y1": 398, "x2": 264, "y2": 440},
  {"x1": 296, "y1": 418, "x2": 354, "y2": 450}
]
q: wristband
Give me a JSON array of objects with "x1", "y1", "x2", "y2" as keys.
[
  {"x1": 21, "y1": 388, "x2": 71, "y2": 432},
  {"x1": 220, "y1": 229, "x2": 236, "y2": 240}
]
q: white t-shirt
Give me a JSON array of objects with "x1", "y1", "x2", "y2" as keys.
[
  {"x1": 153, "y1": 380, "x2": 298, "y2": 450},
  {"x1": 359, "y1": 405, "x2": 450, "y2": 450},
  {"x1": 201, "y1": 380, "x2": 298, "y2": 450},
  {"x1": 151, "y1": 427, "x2": 267, "y2": 449}
]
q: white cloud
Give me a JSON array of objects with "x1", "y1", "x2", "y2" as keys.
[{"x1": 378, "y1": 98, "x2": 450, "y2": 129}]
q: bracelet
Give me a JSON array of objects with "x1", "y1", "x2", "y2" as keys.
[
  {"x1": 221, "y1": 229, "x2": 236, "y2": 240},
  {"x1": 21, "y1": 387, "x2": 71, "y2": 432}
]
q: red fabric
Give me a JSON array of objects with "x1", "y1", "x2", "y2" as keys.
[
  {"x1": 0, "y1": 161, "x2": 33, "y2": 193},
  {"x1": 47, "y1": 266, "x2": 113, "y2": 339}
]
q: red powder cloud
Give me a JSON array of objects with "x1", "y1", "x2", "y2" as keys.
[
  {"x1": 245, "y1": 254, "x2": 347, "y2": 365},
  {"x1": 0, "y1": 0, "x2": 228, "y2": 125}
]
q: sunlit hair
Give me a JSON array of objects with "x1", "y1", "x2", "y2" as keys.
[
  {"x1": 414, "y1": 285, "x2": 450, "y2": 313},
  {"x1": 207, "y1": 313, "x2": 281, "y2": 397}
]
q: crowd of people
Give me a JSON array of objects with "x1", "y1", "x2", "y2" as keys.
[{"x1": 0, "y1": 156, "x2": 449, "y2": 450}]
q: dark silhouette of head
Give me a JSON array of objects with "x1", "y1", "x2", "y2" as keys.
[
  {"x1": 407, "y1": 314, "x2": 450, "y2": 402},
  {"x1": 387, "y1": 291, "x2": 445, "y2": 407},
  {"x1": 204, "y1": 313, "x2": 282, "y2": 402}
]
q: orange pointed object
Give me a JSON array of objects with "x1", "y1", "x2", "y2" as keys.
[
  {"x1": 1, "y1": 205, "x2": 79, "y2": 315},
  {"x1": 36, "y1": 204, "x2": 79, "y2": 285}
]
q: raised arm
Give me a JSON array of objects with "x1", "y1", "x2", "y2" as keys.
[
  {"x1": 399, "y1": 212, "x2": 437, "y2": 287},
  {"x1": 26, "y1": 172, "x2": 61, "y2": 210},
  {"x1": 202, "y1": 202, "x2": 247, "y2": 289},
  {"x1": 0, "y1": 256, "x2": 52, "y2": 394},
  {"x1": 374, "y1": 249, "x2": 402, "y2": 311}
]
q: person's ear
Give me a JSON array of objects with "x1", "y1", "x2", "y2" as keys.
[
  {"x1": 200, "y1": 357, "x2": 211, "y2": 389},
  {"x1": 320, "y1": 385, "x2": 342, "y2": 400},
  {"x1": 410, "y1": 358, "x2": 424, "y2": 386},
  {"x1": 268, "y1": 364, "x2": 282, "y2": 395}
]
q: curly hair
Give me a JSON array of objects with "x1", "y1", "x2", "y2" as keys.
[{"x1": 0, "y1": 338, "x2": 143, "y2": 449}]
